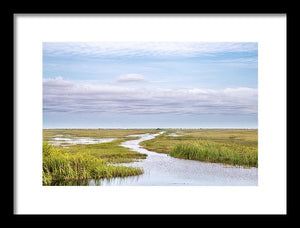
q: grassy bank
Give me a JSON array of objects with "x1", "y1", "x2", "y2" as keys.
[
  {"x1": 170, "y1": 140, "x2": 257, "y2": 167},
  {"x1": 42, "y1": 129, "x2": 156, "y2": 185},
  {"x1": 43, "y1": 129, "x2": 258, "y2": 185},
  {"x1": 140, "y1": 129, "x2": 258, "y2": 167},
  {"x1": 62, "y1": 139, "x2": 147, "y2": 163},
  {"x1": 43, "y1": 142, "x2": 143, "y2": 185}
]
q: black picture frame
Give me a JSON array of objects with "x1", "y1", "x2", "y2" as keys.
[{"x1": 9, "y1": 6, "x2": 291, "y2": 222}]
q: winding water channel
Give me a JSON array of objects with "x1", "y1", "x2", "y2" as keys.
[{"x1": 89, "y1": 132, "x2": 258, "y2": 186}]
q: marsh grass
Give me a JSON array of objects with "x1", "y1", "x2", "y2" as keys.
[
  {"x1": 140, "y1": 129, "x2": 258, "y2": 167},
  {"x1": 62, "y1": 138, "x2": 146, "y2": 163},
  {"x1": 170, "y1": 140, "x2": 258, "y2": 167},
  {"x1": 43, "y1": 129, "x2": 150, "y2": 185},
  {"x1": 42, "y1": 129, "x2": 258, "y2": 185},
  {"x1": 43, "y1": 129, "x2": 160, "y2": 141},
  {"x1": 43, "y1": 142, "x2": 143, "y2": 185}
]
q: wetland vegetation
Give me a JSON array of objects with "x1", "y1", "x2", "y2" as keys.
[
  {"x1": 140, "y1": 129, "x2": 258, "y2": 168},
  {"x1": 43, "y1": 128, "x2": 258, "y2": 185},
  {"x1": 43, "y1": 129, "x2": 160, "y2": 185},
  {"x1": 42, "y1": 142, "x2": 144, "y2": 185}
]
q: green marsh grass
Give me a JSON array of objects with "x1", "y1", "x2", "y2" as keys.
[
  {"x1": 43, "y1": 129, "x2": 258, "y2": 185},
  {"x1": 43, "y1": 128, "x2": 160, "y2": 141},
  {"x1": 140, "y1": 129, "x2": 258, "y2": 167},
  {"x1": 63, "y1": 139, "x2": 147, "y2": 163},
  {"x1": 170, "y1": 140, "x2": 258, "y2": 167},
  {"x1": 43, "y1": 129, "x2": 152, "y2": 185},
  {"x1": 42, "y1": 142, "x2": 143, "y2": 185}
]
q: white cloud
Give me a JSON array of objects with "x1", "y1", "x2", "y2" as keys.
[
  {"x1": 43, "y1": 77, "x2": 257, "y2": 115},
  {"x1": 116, "y1": 74, "x2": 148, "y2": 83}
]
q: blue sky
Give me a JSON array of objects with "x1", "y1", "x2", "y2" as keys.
[{"x1": 43, "y1": 42, "x2": 258, "y2": 129}]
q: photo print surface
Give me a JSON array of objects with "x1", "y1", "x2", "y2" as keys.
[{"x1": 43, "y1": 42, "x2": 258, "y2": 186}]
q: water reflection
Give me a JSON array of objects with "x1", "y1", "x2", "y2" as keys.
[
  {"x1": 51, "y1": 179, "x2": 90, "y2": 186},
  {"x1": 52, "y1": 176, "x2": 142, "y2": 186},
  {"x1": 104, "y1": 132, "x2": 258, "y2": 186},
  {"x1": 50, "y1": 132, "x2": 258, "y2": 186},
  {"x1": 89, "y1": 175, "x2": 142, "y2": 186}
]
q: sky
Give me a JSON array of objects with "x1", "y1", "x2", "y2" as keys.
[{"x1": 43, "y1": 42, "x2": 258, "y2": 129}]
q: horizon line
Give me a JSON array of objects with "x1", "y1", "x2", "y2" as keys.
[{"x1": 43, "y1": 127, "x2": 258, "y2": 130}]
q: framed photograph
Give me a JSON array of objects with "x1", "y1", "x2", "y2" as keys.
[{"x1": 14, "y1": 13, "x2": 287, "y2": 214}]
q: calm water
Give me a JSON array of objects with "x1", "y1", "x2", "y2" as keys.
[
  {"x1": 48, "y1": 136, "x2": 116, "y2": 147},
  {"x1": 88, "y1": 132, "x2": 258, "y2": 186}
]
